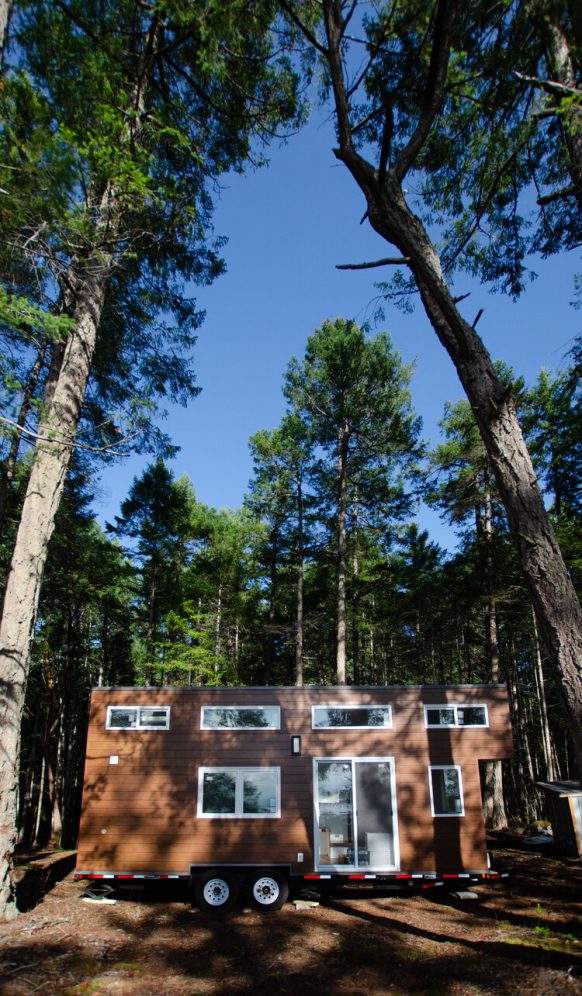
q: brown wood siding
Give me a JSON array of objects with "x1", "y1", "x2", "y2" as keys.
[{"x1": 76, "y1": 685, "x2": 512, "y2": 876}]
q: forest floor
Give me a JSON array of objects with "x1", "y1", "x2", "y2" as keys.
[{"x1": 1, "y1": 836, "x2": 581, "y2": 995}]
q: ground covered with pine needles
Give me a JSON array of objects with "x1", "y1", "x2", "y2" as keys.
[{"x1": 1, "y1": 837, "x2": 580, "y2": 994}]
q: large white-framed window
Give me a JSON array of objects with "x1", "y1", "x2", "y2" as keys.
[
  {"x1": 429, "y1": 765, "x2": 465, "y2": 816},
  {"x1": 312, "y1": 705, "x2": 392, "y2": 730},
  {"x1": 106, "y1": 705, "x2": 170, "y2": 730},
  {"x1": 197, "y1": 767, "x2": 281, "y2": 818},
  {"x1": 424, "y1": 704, "x2": 488, "y2": 729},
  {"x1": 200, "y1": 705, "x2": 280, "y2": 730}
]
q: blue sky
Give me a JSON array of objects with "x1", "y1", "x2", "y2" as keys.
[{"x1": 93, "y1": 113, "x2": 581, "y2": 550}]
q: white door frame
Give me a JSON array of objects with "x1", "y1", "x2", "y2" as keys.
[{"x1": 313, "y1": 756, "x2": 400, "y2": 872}]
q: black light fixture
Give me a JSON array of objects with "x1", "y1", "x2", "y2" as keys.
[{"x1": 291, "y1": 735, "x2": 301, "y2": 756}]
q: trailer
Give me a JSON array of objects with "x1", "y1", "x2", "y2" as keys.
[{"x1": 75, "y1": 684, "x2": 513, "y2": 911}]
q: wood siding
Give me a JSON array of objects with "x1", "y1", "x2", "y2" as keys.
[{"x1": 76, "y1": 685, "x2": 513, "y2": 876}]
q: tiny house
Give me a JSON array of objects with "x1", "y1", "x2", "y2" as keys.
[{"x1": 75, "y1": 684, "x2": 513, "y2": 910}]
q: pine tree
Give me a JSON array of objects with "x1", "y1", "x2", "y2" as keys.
[{"x1": 284, "y1": 319, "x2": 422, "y2": 683}]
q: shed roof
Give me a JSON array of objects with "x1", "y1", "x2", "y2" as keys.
[{"x1": 537, "y1": 780, "x2": 582, "y2": 797}]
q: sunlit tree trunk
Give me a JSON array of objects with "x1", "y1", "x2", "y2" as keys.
[
  {"x1": 532, "y1": 608, "x2": 558, "y2": 781},
  {"x1": 336, "y1": 421, "x2": 350, "y2": 684},
  {"x1": 317, "y1": 0, "x2": 582, "y2": 775},
  {"x1": 0, "y1": 340, "x2": 48, "y2": 540},
  {"x1": 0, "y1": 0, "x2": 11, "y2": 61},
  {"x1": 295, "y1": 467, "x2": 305, "y2": 686},
  {"x1": 481, "y1": 486, "x2": 508, "y2": 830},
  {"x1": 0, "y1": 210, "x2": 115, "y2": 915},
  {"x1": 352, "y1": 489, "x2": 360, "y2": 684},
  {"x1": 543, "y1": 17, "x2": 582, "y2": 212}
]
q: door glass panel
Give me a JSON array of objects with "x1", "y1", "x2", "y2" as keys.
[
  {"x1": 316, "y1": 761, "x2": 354, "y2": 866},
  {"x1": 355, "y1": 761, "x2": 394, "y2": 868}
]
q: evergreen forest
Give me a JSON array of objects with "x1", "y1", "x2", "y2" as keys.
[
  {"x1": 0, "y1": 0, "x2": 580, "y2": 921},
  {"x1": 6, "y1": 319, "x2": 581, "y2": 852}
]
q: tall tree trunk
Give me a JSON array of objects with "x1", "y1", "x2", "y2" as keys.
[
  {"x1": 265, "y1": 546, "x2": 276, "y2": 684},
  {"x1": 215, "y1": 583, "x2": 222, "y2": 677},
  {"x1": 0, "y1": 339, "x2": 48, "y2": 540},
  {"x1": 532, "y1": 607, "x2": 558, "y2": 781},
  {"x1": 482, "y1": 486, "x2": 508, "y2": 830},
  {"x1": 336, "y1": 421, "x2": 350, "y2": 684},
  {"x1": 45, "y1": 755, "x2": 62, "y2": 844},
  {"x1": 543, "y1": 17, "x2": 582, "y2": 212},
  {"x1": 0, "y1": 232, "x2": 114, "y2": 917},
  {"x1": 16, "y1": 703, "x2": 42, "y2": 849},
  {"x1": 295, "y1": 468, "x2": 304, "y2": 686},
  {"x1": 0, "y1": 0, "x2": 11, "y2": 63},
  {"x1": 320, "y1": 0, "x2": 582, "y2": 773},
  {"x1": 352, "y1": 489, "x2": 360, "y2": 684},
  {"x1": 33, "y1": 756, "x2": 46, "y2": 847}
]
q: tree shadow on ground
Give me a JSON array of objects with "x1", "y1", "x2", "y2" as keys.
[{"x1": 330, "y1": 895, "x2": 581, "y2": 975}]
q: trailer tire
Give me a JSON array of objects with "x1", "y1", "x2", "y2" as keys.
[
  {"x1": 195, "y1": 871, "x2": 239, "y2": 912},
  {"x1": 245, "y1": 871, "x2": 289, "y2": 911}
]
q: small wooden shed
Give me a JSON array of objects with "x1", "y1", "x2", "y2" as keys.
[{"x1": 537, "y1": 781, "x2": 582, "y2": 858}]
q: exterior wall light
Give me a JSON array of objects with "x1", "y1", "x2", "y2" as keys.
[{"x1": 291, "y1": 735, "x2": 301, "y2": 756}]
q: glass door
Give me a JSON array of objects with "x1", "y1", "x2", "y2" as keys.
[{"x1": 315, "y1": 758, "x2": 396, "y2": 870}]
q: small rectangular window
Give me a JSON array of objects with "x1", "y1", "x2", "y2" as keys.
[
  {"x1": 198, "y1": 767, "x2": 280, "y2": 818},
  {"x1": 106, "y1": 706, "x2": 170, "y2": 730},
  {"x1": 457, "y1": 705, "x2": 487, "y2": 727},
  {"x1": 429, "y1": 765, "x2": 464, "y2": 816},
  {"x1": 425, "y1": 704, "x2": 488, "y2": 728},
  {"x1": 312, "y1": 706, "x2": 392, "y2": 729},
  {"x1": 425, "y1": 706, "x2": 455, "y2": 727},
  {"x1": 201, "y1": 706, "x2": 280, "y2": 730}
]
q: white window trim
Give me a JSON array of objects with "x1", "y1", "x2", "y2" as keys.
[
  {"x1": 105, "y1": 705, "x2": 170, "y2": 731},
  {"x1": 429, "y1": 764, "x2": 465, "y2": 817},
  {"x1": 200, "y1": 705, "x2": 281, "y2": 731},
  {"x1": 197, "y1": 766, "x2": 281, "y2": 819},
  {"x1": 311, "y1": 704, "x2": 393, "y2": 730},
  {"x1": 424, "y1": 703, "x2": 489, "y2": 729}
]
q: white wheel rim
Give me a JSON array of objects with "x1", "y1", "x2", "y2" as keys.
[
  {"x1": 252, "y1": 876, "x2": 280, "y2": 905},
  {"x1": 203, "y1": 878, "x2": 230, "y2": 907}
]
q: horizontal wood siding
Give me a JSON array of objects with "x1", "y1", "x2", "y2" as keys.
[{"x1": 76, "y1": 685, "x2": 512, "y2": 875}]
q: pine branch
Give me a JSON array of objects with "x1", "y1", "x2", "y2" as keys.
[
  {"x1": 336, "y1": 257, "x2": 411, "y2": 270},
  {"x1": 0, "y1": 414, "x2": 143, "y2": 454}
]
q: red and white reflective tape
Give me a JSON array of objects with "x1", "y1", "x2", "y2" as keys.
[{"x1": 74, "y1": 871, "x2": 184, "y2": 881}]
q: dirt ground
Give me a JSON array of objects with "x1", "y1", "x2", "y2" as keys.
[{"x1": 1, "y1": 838, "x2": 581, "y2": 995}]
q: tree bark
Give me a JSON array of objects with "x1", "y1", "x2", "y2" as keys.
[
  {"x1": 0, "y1": 0, "x2": 11, "y2": 63},
  {"x1": 319, "y1": 0, "x2": 582, "y2": 775},
  {"x1": 352, "y1": 488, "x2": 360, "y2": 685},
  {"x1": 336, "y1": 420, "x2": 350, "y2": 684},
  {"x1": 0, "y1": 237, "x2": 113, "y2": 917},
  {"x1": 295, "y1": 467, "x2": 304, "y2": 686},
  {"x1": 0, "y1": 339, "x2": 48, "y2": 540},
  {"x1": 481, "y1": 486, "x2": 508, "y2": 830},
  {"x1": 532, "y1": 607, "x2": 558, "y2": 781},
  {"x1": 543, "y1": 18, "x2": 582, "y2": 213}
]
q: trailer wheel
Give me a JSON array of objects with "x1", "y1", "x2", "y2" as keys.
[
  {"x1": 245, "y1": 871, "x2": 289, "y2": 911},
  {"x1": 195, "y1": 871, "x2": 239, "y2": 912}
]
